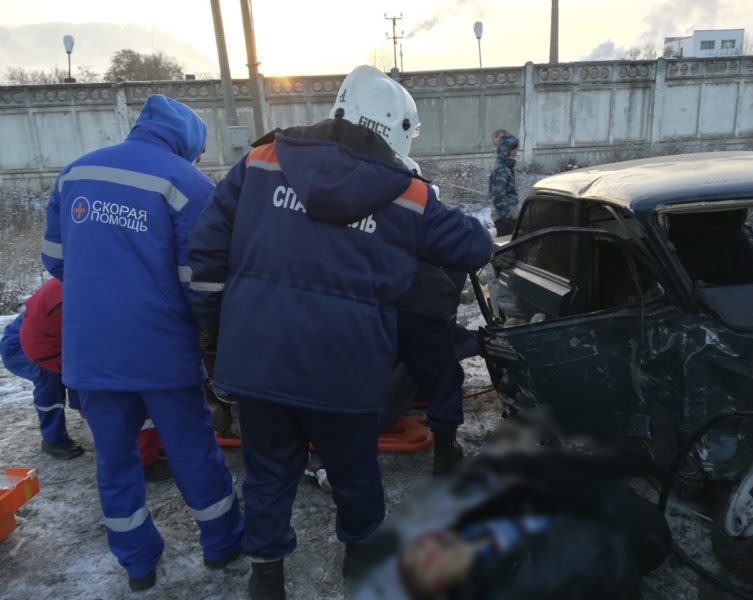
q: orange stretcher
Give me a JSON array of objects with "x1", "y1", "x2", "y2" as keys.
[
  {"x1": 0, "y1": 467, "x2": 40, "y2": 542},
  {"x1": 216, "y1": 415, "x2": 433, "y2": 453}
]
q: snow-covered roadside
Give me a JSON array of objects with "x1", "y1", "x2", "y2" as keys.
[{"x1": 0, "y1": 308, "x2": 501, "y2": 600}]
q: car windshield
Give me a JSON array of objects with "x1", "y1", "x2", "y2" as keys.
[{"x1": 664, "y1": 205, "x2": 753, "y2": 329}]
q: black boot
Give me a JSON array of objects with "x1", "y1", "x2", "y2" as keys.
[
  {"x1": 432, "y1": 430, "x2": 463, "y2": 476},
  {"x1": 41, "y1": 438, "x2": 84, "y2": 460},
  {"x1": 128, "y1": 570, "x2": 156, "y2": 592},
  {"x1": 249, "y1": 559, "x2": 285, "y2": 600}
]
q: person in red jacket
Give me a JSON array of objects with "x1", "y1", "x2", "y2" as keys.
[
  {"x1": 2, "y1": 279, "x2": 167, "y2": 477},
  {"x1": 0, "y1": 280, "x2": 82, "y2": 459}
]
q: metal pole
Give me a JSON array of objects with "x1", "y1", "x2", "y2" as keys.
[
  {"x1": 240, "y1": 0, "x2": 266, "y2": 139},
  {"x1": 67, "y1": 54, "x2": 72, "y2": 80},
  {"x1": 477, "y1": 39, "x2": 482, "y2": 69},
  {"x1": 385, "y1": 14, "x2": 403, "y2": 72},
  {"x1": 210, "y1": 0, "x2": 239, "y2": 128},
  {"x1": 549, "y1": 0, "x2": 559, "y2": 64}
]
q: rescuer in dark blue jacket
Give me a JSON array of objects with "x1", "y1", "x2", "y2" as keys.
[
  {"x1": 187, "y1": 65, "x2": 493, "y2": 599},
  {"x1": 41, "y1": 95, "x2": 243, "y2": 592},
  {"x1": 397, "y1": 261, "x2": 473, "y2": 476}
]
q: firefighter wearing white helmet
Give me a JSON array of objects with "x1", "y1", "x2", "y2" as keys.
[
  {"x1": 187, "y1": 62, "x2": 492, "y2": 599},
  {"x1": 330, "y1": 65, "x2": 420, "y2": 159}
]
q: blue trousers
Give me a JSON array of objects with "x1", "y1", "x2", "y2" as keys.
[
  {"x1": 237, "y1": 397, "x2": 385, "y2": 560},
  {"x1": 78, "y1": 387, "x2": 243, "y2": 578},
  {"x1": 397, "y1": 312, "x2": 464, "y2": 432},
  {"x1": 0, "y1": 314, "x2": 74, "y2": 445}
]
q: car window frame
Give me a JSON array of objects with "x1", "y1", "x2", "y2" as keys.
[{"x1": 489, "y1": 226, "x2": 669, "y2": 326}]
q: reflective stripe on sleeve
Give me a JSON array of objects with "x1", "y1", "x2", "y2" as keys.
[
  {"x1": 393, "y1": 197, "x2": 425, "y2": 214},
  {"x1": 140, "y1": 418, "x2": 155, "y2": 431},
  {"x1": 42, "y1": 239, "x2": 64, "y2": 259},
  {"x1": 247, "y1": 160, "x2": 282, "y2": 172},
  {"x1": 392, "y1": 179, "x2": 428, "y2": 215},
  {"x1": 188, "y1": 492, "x2": 235, "y2": 522},
  {"x1": 58, "y1": 166, "x2": 190, "y2": 212},
  {"x1": 178, "y1": 266, "x2": 192, "y2": 282},
  {"x1": 104, "y1": 505, "x2": 150, "y2": 532},
  {"x1": 190, "y1": 281, "x2": 225, "y2": 292},
  {"x1": 34, "y1": 403, "x2": 65, "y2": 412},
  {"x1": 245, "y1": 145, "x2": 281, "y2": 172}
]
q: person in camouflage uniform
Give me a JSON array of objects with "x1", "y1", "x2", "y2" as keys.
[{"x1": 489, "y1": 130, "x2": 520, "y2": 236}]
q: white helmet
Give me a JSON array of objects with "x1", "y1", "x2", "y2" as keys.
[{"x1": 330, "y1": 65, "x2": 420, "y2": 158}]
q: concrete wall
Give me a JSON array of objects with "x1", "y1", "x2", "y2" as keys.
[{"x1": 1, "y1": 56, "x2": 752, "y2": 193}]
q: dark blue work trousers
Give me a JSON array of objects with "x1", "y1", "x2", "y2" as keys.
[
  {"x1": 236, "y1": 396, "x2": 385, "y2": 560},
  {"x1": 396, "y1": 312, "x2": 464, "y2": 432},
  {"x1": 78, "y1": 387, "x2": 243, "y2": 578}
]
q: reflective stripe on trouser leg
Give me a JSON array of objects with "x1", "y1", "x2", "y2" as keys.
[
  {"x1": 144, "y1": 386, "x2": 243, "y2": 562},
  {"x1": 236, "y1": 396, "x2": 309, "y2": 560},
  {"x1": 297, "y1": 408, "x2": 385, "y2": 543},
  {"x1": 33, "y1": 369, "x2": 70, "y2": 445},
  {"x1": 77, "y1": 390, "x2": 164, "y2": 579}
]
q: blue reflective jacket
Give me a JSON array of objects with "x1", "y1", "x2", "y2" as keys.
[
  {"x1": 42, "y1": 95, "x2": 213, "y2": 390},
  {"x1": 188, "y1": 119, "x2": 492, "y2": 413}
]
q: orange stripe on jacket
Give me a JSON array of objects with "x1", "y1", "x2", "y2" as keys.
[
  {"x1": 399, "y1": 179, "x2": 429, "y2": 209},
  {"x1": 245, "y1": 143, "x2": 278, "y2": 165}
]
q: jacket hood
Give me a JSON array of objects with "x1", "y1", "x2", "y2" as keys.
[
  {"x1": 496, "y1": 133, "x2": 519, "y2": 161},
  {"x1": 128, "y1": 95, "x2": 208, "y2": 162},
  {"x1": 273, "y1": 119, "x2": 414, "y2": 225}
]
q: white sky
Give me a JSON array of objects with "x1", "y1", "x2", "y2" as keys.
[{"x1": 2, "y1": 0, "x2": 752, "y2": 76}]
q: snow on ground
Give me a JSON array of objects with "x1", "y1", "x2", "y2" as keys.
[
  {"x1": 0, "y1": 308, "x2": 501, "y2": 600},
  {"x1": 1, "y1": 303, "x2": 748, "y2": 600}
]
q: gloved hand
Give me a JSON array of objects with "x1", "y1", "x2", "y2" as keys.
[{"x1": 198, "y1": 326, "x2": 218, "y2": 379}]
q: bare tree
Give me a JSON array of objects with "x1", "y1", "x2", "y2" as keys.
[
  {"x1": 104, "y1": 49, "x2": 183, "y2": 82},
  {"x1": 624, "y1": 45, "x2": 657, "y2": 61},
  {"x1": 75, "y1": 66, "x2": 101, "y2": 82},
  {"x1": 368, "y1": 48, "x2": 392, "y2": 73},
  {"x1": 3, "y1": 66, "x2": 68, "y2": 84}
]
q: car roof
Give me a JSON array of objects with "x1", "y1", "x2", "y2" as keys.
[{"x1": 532, "y1": 151, "x2": 753, "y2": 218}]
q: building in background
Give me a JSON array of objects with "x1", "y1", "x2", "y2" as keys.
[{"x1": 664, "y1": 29, "x2": 745, "y2": 59}]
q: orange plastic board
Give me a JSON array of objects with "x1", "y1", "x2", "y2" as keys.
[
  {"x1": 216, "y1": 417, "x2": 433, "y2": 454},
  {"x1": 216, "y1": 434, "x2": 241, "y2": 447},
  {"x1": 378, "y1": 416, "x2": 433, "y2": 453},
  {"x1": 0, "y1": 468, "x2": 40, "y2": 541}
]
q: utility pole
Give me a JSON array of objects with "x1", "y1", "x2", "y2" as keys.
[
  {"x1": 385, "y1": 13, "x2": 403, "y2": 72},
  {"x1": 400, "y1": 43, "x2": 404, "y2": 72},
  {"x1": 549, "y1": 0, "x2": 559, "y2": 64},
  {"x1": 240, "y1": 0, "x2": 266, "y2": 139},
  {"x1": 210, "y1": 0, "x2": 239, "y2": 128}
]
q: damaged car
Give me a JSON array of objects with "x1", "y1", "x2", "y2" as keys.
[{"x1": 475, "y1": 151, "x2": 753, "y2": 573}]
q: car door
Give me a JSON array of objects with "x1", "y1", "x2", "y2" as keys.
[{"x1": 479, "y1": 224, "x2": 684, "y2": 452}]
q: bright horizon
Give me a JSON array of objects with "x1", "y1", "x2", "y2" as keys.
[{"x1": 2, "y1": 0, "x2": 752, "y2": 78}]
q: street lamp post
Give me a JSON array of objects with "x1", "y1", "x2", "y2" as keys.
[
  {"x1": 473, "y1": 22, "x2": 483, "y2": 69},
  {"x1": 63, "y1": 35, "x2": 76, "y2": 83}
]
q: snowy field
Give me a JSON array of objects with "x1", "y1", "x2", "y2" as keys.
[{"x1": 1, "y1": 170, "x2": 750, "y2": 599}]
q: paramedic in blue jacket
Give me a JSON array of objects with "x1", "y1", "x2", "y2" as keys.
[
  {"x1": 187, "y1": 65, "x2": 493, "y2": 599},
  {"x1": 41, "y1": 95, "x2": 243, "y2": 592}
]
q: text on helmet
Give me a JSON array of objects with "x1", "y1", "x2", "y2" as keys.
[{"x1": 358, "y1": 116, "x2": 391, "y2": 140}]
